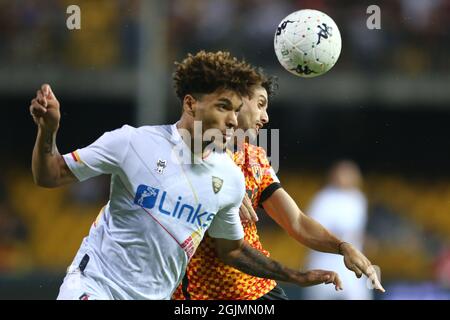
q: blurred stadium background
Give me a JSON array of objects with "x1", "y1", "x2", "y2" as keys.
[{"x1": 1, "y1": 0, "x2": 449, "y2": 299}]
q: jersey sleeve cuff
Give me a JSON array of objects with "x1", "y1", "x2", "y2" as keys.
[
  {"x1": 62, "y1": 151, "x2": 101, "y2": 182},
  {"x1": 259, "y1": 182, "x2": 282, "y2": 206},
  {"x1": 207, "y1": 224, "x2": 245, "y2": 240}
]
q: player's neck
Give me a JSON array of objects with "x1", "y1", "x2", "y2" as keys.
[
  {"x1": 176, "y1": 119, "x2": 210, "y2": 158},
  {"x1": 227, "y1": 135, "x2": 248, "y2": 153}
]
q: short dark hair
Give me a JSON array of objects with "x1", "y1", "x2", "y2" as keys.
[
  {"x1": 257, "y1": 67, "x2": 278, "y2": 98},
  {"x1": 173, "y1": 51, "x2": 267, "y2": 101}
]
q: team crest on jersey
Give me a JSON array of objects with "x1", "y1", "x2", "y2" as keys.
[
  {"x1": 212, "y1": 176, "x2": 223, "y2": 194},
  {"x1": 251, "y1": 164, "x2": 262, "y2": 184},
  {"x1": 155, "y1": 159, "x2": 167, "y2": 174}
]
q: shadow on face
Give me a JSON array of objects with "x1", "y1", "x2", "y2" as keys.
[
  {"x1": 238, "y1": 86, "x2": 269, "y2": 140},
  {"x1": 182, "y1": 88, "x2": 243, "y2": 149}
]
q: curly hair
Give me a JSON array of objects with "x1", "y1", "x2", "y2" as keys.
[{"x1": 173, "y1": 51, "x2": 269, "y2": 101}]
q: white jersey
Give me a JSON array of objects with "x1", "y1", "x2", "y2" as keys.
[{"x1": 60, "y1": 124, "x2": 245, "y2": 300}]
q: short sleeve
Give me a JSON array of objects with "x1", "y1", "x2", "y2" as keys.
[
  {"x1": 62, "y1": 125, "x2": 133, "y2": 182},
  {"x1": 208, "y1": 203, "x2": 245, "y2": 240},
  {"x1": 258, "y1": 147, "x2": 281, "y2": 205},
  {"x1": 259, "y1": 148, "x2": 280, "y2": 191},
  {"x1": 208, "y1": 171, "x2": 245, "y2": 240}
]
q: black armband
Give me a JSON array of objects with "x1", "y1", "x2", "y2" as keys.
[{"x1": 259, "y1": 182, "x2": 282, "y2": 206}]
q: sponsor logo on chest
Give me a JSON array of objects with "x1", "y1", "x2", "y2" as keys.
[{"x1": 134, "y1": 184, "x2": 216, "y2": 228}]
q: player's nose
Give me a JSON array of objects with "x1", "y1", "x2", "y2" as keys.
[
  {"x1": 227, "y1": 112, "x2": 238, "y2": 129},
  {"x1": 261, "y1": 110, "x2": 269, "y2": 125}
]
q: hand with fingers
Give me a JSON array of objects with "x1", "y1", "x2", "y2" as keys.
[
  {"x1": 340, "y1": 242, "x2": 385, "y2": 292},
  {"x1": 295, "y1": 270, "x2": 343, "y2": 291},
  {"x1": 239, "y1": 193, "x2": 259, "y2": 223},
  {"x1": 29, "y1": 84, "x2": 60, "y2": 132}
]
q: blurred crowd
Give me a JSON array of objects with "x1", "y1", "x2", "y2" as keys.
[
  {"x1": 0, "y1": 0, "x2": 139, "y2": 68},
  {"x1": 1, "y1": 0, "x2": 450, "y2": 75},
  {"x1": 0, "y1": 176, "x2": 28, "y2": 273}
]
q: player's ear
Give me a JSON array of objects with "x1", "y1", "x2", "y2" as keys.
[{"x1": 183, "y1": 94, "x2": 197, "y2": 117}]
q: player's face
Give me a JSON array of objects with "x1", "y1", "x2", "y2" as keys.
[
  {"x1": 237, "y1": 86, "x2": 269, "y2": 138},
  {"x1": 193, "y1": 88, "x2": 243, "y2": 147}
]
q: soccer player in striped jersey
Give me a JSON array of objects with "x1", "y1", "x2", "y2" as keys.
[
  {"x1": 29, "y1": 51, "x2": 342, "y2": 300},
  {"x1": 173, "y1": 70, "x2": 384, "y2": 300}
]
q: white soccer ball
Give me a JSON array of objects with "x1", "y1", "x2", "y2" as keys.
[{"x1": 274, "y1": 9, "x2": 342, "y2": 78}]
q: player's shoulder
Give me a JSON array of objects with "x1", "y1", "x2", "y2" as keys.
[
  {"x1": 351, "y1": 189, "x2": 368, "y2": 205},
  {"x1": 128, "y1": 124, "x2": 178, "y2": 142},
  {"x1": 246, "y1": 143, "x2": 266, "y2": 154},
  {"x1": 218, "y1": 152, "x2": 246, "y2": 186},
  {"x1": 134, "y1": 124, "x2": 172, "y2": 135},
  {"x1": 103, "y1": 123, "x2": 174, "y2": 136},
  {"x1": 242, "y1": 144, "x2": 275, "y2": 174},
  {"x1": 103, "y1": 124, "x2": 176, "y2": 152},
  {"x1": 244, "y1": 143, "x2": 269, "y2": 163},
  {"x1": 98, "y1": 124, "x2": 136, "y2": 144}
]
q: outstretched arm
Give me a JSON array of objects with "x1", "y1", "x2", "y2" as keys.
[
  {"x1": 263, "y1": 188, "x2": 341, "y2": 253},
  {"x1": 30, "y1": 84, "x2": 77, "y2": 188},
  {"x1": 262, "y1": 188, "x2": 384, "y2": 292},
  {"x1": 214, "y1": 237, "x2": 343, "y2": 290}
]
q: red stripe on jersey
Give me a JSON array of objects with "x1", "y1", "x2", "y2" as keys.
[{"x1": 71, "y1": 152, "x2": 78, "y2": 162}]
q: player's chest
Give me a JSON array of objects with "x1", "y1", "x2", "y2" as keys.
[
  {"x1": 122, "y1": 147, "x2": 227, "y2": 213},
  {"x1": 240, "y1": 162, "x2": 264, "y2": 205}
]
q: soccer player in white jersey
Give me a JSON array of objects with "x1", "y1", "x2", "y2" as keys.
[{"x1": 29, "y1": 51, "x2": 343, "y2": 300}]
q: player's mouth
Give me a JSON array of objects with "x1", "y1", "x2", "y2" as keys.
[
  {"x1": 223, "y1": 130, "x2": 234, "y2": 140},
  {"x1": 255, "y1": 123, "x2": 263, "y2": 133}
]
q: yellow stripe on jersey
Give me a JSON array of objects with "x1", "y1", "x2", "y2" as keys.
[
  {"x1": 71, "y1": 151, "x2": 82, "y2": 163},
  {"x1": 93, "y1": 206, "x2": 106, "y2": 227}
]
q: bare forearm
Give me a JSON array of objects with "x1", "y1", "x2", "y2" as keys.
[
  {"x1": 30, "y1": 84, "x2": 76, "y2": 188},
  {"x1": 222, "y1": 242, "x2": 302, "y2": 284},
  {"x1": 215, "y1": 238, "x2": 342, "y2": 289},
  {"x1": 32, "y1": 128, "x2": 61, "y2": 187},
  {"x1": 263, "y1": 193, "x2": 343, "y2": 254},
  {"x1": 263, "y1": 189, "x2": 343, "y2": 255},
  {"x1": 292, "y1": 214, "x2": 342, "y2": 254}
]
